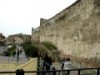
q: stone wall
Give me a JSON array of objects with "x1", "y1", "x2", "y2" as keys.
[
  {"x1": 31, "y1": 27, "x2": 40, "y2": 45},
  {"x1": 32, "y1": 0, "x2": 100, "y2": 59}
]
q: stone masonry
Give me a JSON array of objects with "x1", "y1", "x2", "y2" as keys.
[{"x1": 32, "y1": 0, "x2": 100, "y2": 60}]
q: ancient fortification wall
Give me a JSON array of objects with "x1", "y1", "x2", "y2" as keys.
[
  {"x1": 31, "y1": 27, "x2": 40, "y2": 45},
  {"x1": 32, "y1": 0, "x2": 100, "y2": 59}
]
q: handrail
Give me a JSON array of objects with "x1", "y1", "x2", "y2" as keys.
[
  {"x1": 0, "y1": 67, "x2": 99, "y2": 74},
  {"x1": 38, "y1": 59, "x2": 53, "y2": 71},
  {"x1": 42, "y1": 60, "x2": 52, "y2": 67}
]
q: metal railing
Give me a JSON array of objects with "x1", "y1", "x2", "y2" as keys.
[
  {"x1": 37, "y1": 58, "x2": 100, "y2": 75},
  {"x1": 0, "y1": 67, "x2": 99, "y2": 75},
  {"x1": 38, "y1": 59, "x2": 53, "y2": 71}
]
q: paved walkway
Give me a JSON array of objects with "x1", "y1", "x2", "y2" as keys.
[
  {"x1": 0, "y1": 56, "x2": 28, "y2": 63},
  {"x1": 0, "y1": 45, "x2": 28, "y2": 63},
  {"x1": 52, "y1": 62, "x2": 97, "y2": 75},
  {"x1": 52, "y1": 62, "x2": 78, "y2": 75},
  {"x1": 0, "y1": 47, "x2": 28, "y2": 63}
]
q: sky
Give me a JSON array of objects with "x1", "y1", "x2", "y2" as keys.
[{"x1": 0, "y1": 0, "x2": 77, "y2": 37}]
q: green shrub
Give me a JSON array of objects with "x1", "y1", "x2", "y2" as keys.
[
  {"x1": 22, "y1": 42, "x2": 58, "y2": 58},
  {"x1": 7, "y1": 45, "x2": 16, "y2": 56},
  {"x1": 22, "y1": 43, "x2": 38, "y2": 57},
  {"x1": 41, "y1": 42, "x2": 57, "y2": 50}
]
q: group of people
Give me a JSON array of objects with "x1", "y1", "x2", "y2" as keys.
[
  {"x1": 16, "y1": 45, "x2": 23, "y2": 61},
  {"x1": 42, "y1": 53, "x2": 72, "y2": 75},
  {"x1": 61, "y1": 58, "x2": 72, "y2": 75}
]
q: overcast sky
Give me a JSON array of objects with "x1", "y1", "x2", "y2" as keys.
[{"x1": 0, "y1": 0, "x2": 77, "y2": 37}]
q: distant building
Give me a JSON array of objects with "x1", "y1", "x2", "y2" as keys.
[{"x1": 6, "y1": 33, "x2": 31, "y2": 45}]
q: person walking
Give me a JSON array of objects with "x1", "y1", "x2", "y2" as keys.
[
  {"x1": 43, "y1": 53, "x2": 52, "y2": 70},
  {"x1": 43, "y1": 53, "x2": 52, "y2": 75},
  {"x1": 16, "y1": 45, "x2": 20, "y2": 62},
  {"x1": 63, "y1": 58, "x2": 71, "y2": 75}
]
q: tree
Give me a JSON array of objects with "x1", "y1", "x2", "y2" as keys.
[{"x1": 22, "y1": 43, "x2": 38, "y2": 57}]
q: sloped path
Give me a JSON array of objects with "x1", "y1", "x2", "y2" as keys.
[{"x1": 52, "y1": 62, "x2": 78, "y2": 75}]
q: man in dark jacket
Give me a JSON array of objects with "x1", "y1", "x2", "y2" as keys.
[{"x1": 44, "y1": 53, "x2": 52, "y2": 70}]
